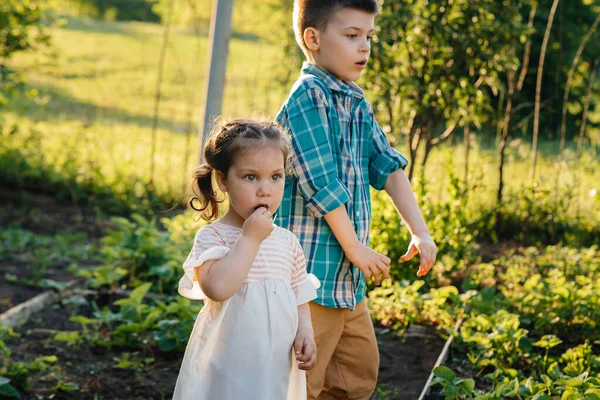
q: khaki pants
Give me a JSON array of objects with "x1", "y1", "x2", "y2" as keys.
[{"x1": 307, "y1": 300, "x2": 379, "y2": 400}]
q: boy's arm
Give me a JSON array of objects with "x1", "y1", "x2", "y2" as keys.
[
  {"x1": 383, "y1": 169, "x2": 437, "y2": 277},
  {"x1": 367, "y1": 115, "x2": 437, "y2": 277},
  {"x1": 284, "y1": 85, "x2": 390, "y2": 284},
  {"x1": 323, "y1": 207, "x2": 390, "y2": 285},
  {"x1": 283, "y1": 86, "x2": 351, "y2": 219}
]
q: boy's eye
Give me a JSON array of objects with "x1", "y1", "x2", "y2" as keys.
[
  {"x1": 244, "y1": 175, "x2": 256, "y2": 182},
  {"x1": 272, "y1": 174, "x2": 282, "y2": 181}
]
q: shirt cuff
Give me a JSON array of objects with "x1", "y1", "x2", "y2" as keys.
[
  {"x1": 178, "y1": 246, "x2": 230, "y2": 300},
  {"x1": 305, "y1": 178, "x2": 351, "y2": 218},
  {"x1": 293, "y1": 274, "x2": 321, "y2": 305},
  {"x1": 369, "y1": 150, "x2": 408, "y2": 190}
]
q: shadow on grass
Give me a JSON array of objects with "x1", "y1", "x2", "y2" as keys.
[
  {"x1": 59, "y1": 15, "x2": 261, "y2": 42},
  {"x1": 6, "y1": 81, "x2": 191, "y2": 133}
]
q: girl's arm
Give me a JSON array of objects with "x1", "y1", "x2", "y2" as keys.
[
  {"x1": 383, "y1": 168, "x2": 437, "y2": 277},
  {"x1": 197, "y1": 208, "x2": 272, "y2": 302},
  {"x1": 196, "y1": 236, "x2": 260, "y2": 302},
  {"x1": 294, "y1": 303, "x2": 316, "y2": 370}
]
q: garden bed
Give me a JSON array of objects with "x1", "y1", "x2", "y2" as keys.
[
  {"x1": 0, "y1": 282, "x2": 44, "y2": 314},
  {"x1": 375, "y1": 325, "x2": 447, "y2": 399},
  {"x1": 3, "y1": 294, "x2": 180, "y2": 400},
  {"x1": 3, "y1": 292, "x2": 447, "y2": 400},
  {"x1": 0, "y1": 194, "x2": 454, "y2": 399}
]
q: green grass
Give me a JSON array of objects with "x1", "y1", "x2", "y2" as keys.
[
  {"x1": 2, "y1": 16, "x2": 288, "y2": 211},
  {"x1": 2, "y1": 16, "x2": 599, "y2": 224}
]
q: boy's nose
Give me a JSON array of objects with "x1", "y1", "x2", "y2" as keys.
[{"x1": 360, "y1": 38, "x2": 370, "y2": 53}]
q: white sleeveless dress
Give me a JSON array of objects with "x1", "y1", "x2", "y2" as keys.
[{"x1": 173, "y1": 221, "x2": 319, "y2": 400}]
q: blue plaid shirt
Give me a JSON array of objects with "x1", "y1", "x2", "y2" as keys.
[{"x1": 275, "y1": 63, "x2": 408, "y2": 310}]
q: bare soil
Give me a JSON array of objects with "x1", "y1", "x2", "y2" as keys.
[{"x1": 1, "y1": 190, "x2": 446, "y2": 400}]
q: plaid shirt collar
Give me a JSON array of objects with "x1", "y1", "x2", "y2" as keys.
[{"x1": 301, "y1": 62, "x2": 364, "y2": 100}]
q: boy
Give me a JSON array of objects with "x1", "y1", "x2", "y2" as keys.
[{"x1": 275, "y1": 1, "x2": 438, "y2": 398}]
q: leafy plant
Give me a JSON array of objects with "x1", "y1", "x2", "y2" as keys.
[{"x1": 432, "y1": 366, "x2": 475, "y2": 399}]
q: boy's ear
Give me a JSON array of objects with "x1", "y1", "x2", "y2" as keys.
[
  {"x1": 215, "y1": 171, "x2": 227, "y2": 192},
  {"x1": 303, "y1": 27, "x2": 320, "y2": 51}
]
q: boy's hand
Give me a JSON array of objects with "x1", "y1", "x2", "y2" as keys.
[
  {"x1": 345, "y1": 242, "x2": 391, "y2": 285},
  {"x1": 294, "y1": 327, "x2": 316, "y2": 371},
  {"x1": 401, "y1": 235, "x2": 438, "y2": 277},
  {"x1": 241, "y1": 207, "x2": 273, "y2": 244}
]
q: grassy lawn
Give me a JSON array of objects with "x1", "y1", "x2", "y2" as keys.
[
  {"x1": 3, "y1": 16, "x2": 287, "y2": 207},
  {"x1": 2, "y1": 16, "x2": 599, "y2": 222}
]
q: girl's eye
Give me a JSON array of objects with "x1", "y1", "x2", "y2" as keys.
[
  {"x1": 367, "y1": 36, "x2": 373, "y2": 41},
  {"x1": 346, "y1": 34, "x2": 357, "y2": 39},
  {"x1": 272, "y1": 174, "x2": 282, "y2": 181},
  {"x1": 244, "y1": 175, "x2": 256, "y2": 182}
]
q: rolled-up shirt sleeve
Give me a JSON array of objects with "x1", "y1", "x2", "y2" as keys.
[
  {"x1": 282, "y1": 86, "x2": 351, "y2": 218},
  {"x1": 368, "y1": 115, "x2": 409, "y2": 190}
]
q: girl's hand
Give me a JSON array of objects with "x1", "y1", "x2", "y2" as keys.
[
  {"x1": 345, "y1": 242, "x2": 391, "y2": 285},
  {"x1": 293, "y1": 327, "x2": 316, "y2": 371},
  {"x1": 241, "y1": 206, "x2": 273, "y2": 244},
  {"x1": 401, "y1": 235, "x2": 438, "y2": 277}
]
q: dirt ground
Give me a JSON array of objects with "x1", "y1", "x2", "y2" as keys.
[
  {"x1": 0, "y1": 282, "x2": 44, "y2": 314},
  {"x1": 5, "y1": 299, "x2": 443, "y2": 400},
  {"x1": 5, "y1": 298, "x2": 180, "y2": 400},
  {"x1": 374, "y1": 325, "x2": 445, "y2": 399},
  {"x1": 1, "y1": 190, "x2": 445, "y2": 399}
]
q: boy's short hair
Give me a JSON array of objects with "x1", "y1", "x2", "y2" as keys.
[{"x1": 293, "y1": 0, "x2": 380, "y2": 57}]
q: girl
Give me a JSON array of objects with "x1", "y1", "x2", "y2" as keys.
[{"x1": 174, "y1": 118, "x2": 319, "y2": 400}]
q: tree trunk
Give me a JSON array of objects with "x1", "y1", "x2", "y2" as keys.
[
  {"x1": 183, "y1": 1, "x2": 205, "y2": 195},
  {"x1": 497, "y1": 86, "x2": 514, "y2": 206},
  {"x1": 407, "y1": 126, "x2": 421, "y2": 182},
  {"x1": 531, "y1": 0, "x2": 560, "y2": 183},
  {"x1": 149, "y1": 0, "x2": 174, "y2": 187},
  {"x1": 577, "y1": 58, "x2": 598, "y2": 152},
  {"x1": 496, "y1": 5, "x2": 536, "y2": 236},
  {"x1": 559, "y1": 13, "x2": 600, "y2": 153},
  {"x1": 421, "y1": 139, "x2": 433, "y2": 171},
  {"x1": 463, "y1": 122, "x2": 470, "y2": 185},
  {"x1": 495, "y1": 89, "x2": 505, "y2": 146}
]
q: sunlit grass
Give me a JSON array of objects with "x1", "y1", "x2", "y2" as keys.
[{"x1": 2, "y1": 16, "x2": 599, "y2": 223}]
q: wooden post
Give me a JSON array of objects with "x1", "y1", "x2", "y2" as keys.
[{"x1": 199, "y1": 0, "x2": 234, "y2": 164}]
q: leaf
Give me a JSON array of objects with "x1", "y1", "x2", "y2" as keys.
[
  {"x1": 558, "y1": 376, "x2": 584, "y2": 388},
  {"x1": 534, "y1": 335, "x2": 563, "y2": 349},
  {"x1": 158, "y1": 337, "x2": 177, "y2": 352},
  {"x1": 129, "y1": 283, "x2": 152, "y2": 305},
  {"x1": 462, "y1": 378, "x2": 475, "y2": 393},
  {"x1": 496, "y1": 382, "x2": 509, "y2": 397},
  {"x1": 0, "y1": 382, "x2": 20, "y2": 398},
  {"x1": 433, "y1": 366, "x2": 456, "y2": 382},
  {"x1": 70, "y1": 315, "x2": 96, "y2": 325},
  {"x1": 442, "y1": 384, "x2": 458, "y2": 397},
  {"x1": 561, "y1": 390, "x2": 580, "y2": 400},
  {"x1": 39, "y1": 279, "x2": 67, "y2": 291},
  {"x1": 548, "y1": 362, "x2": 561, "y2": 379},
  {"x1": 553, "y1": 287, "x2": 570, "y2": 299},
  {"x1": 583, "y1": 390, "x2": 600, "y2": 400},
  {"x1": 540, "y1": 374, "x2": 553, "y2": 387},
  {"x1": 54, "y1": 331, "x2": 81, "y2": 344}
]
